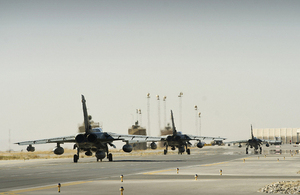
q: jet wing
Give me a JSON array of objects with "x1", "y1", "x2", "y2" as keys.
[
  {"x1": 15, "y1": 133, "x2": 162, "y2": 145},
  {"x1": 107, "y1": 132, "x2": 161, "y2": 143},
  {"x1": 15, "y1": 135, "x2": 76, "y2": 145},
  {"x1": 226, "y1": 140, "x2": 248, "y2": 144},
  {"x1": 16, "y1": 133, "x2": 226, "y2": 145},
  {"x1": 157, "y1": 134, "x2": 226, "y2": 142},
  {"x1": 185, "y1": 134, "x2": 227, "y2": 141},
  {"x1": 259, "y1": 139, "x2": 273, "y2": 144}
]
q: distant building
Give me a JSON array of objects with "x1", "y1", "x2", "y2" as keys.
[
  {"x1": 159, "y1": 123, "x2": 173, "y2": 147},
  {"x1": 128, "y1": 121, "x2": 147, "y2": 150},
  {"x1": 211, "y1": 140, "x2": 224, "y2": 146},
  {"x1": 78, "y1": 118, "x2": 100, "y2": 133},
  {"x1": 160, "y1": 123, "x2": 173, "y2": 136},
  {"x1": 253, "y1": 128, "x2": 300, "y2": 144}
]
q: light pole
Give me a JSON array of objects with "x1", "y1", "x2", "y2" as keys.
[
  {"x1": 198, "y1": 112, "x2": 201, "y2": 136},
  {"x1": 163, "y1": 96, "x2": 167, "y2": 128},
  {"x1": 156, "y1": 95, "x2": 161, "y2": 133},
  {"x1": 138, "y1": 109, "x2": 142, "y2": 126},
  {"x1": 147, "y1": 93, "x2": 151, "y2": 136},
  {"x1": 178, "y1": 92, "x2": 183, "y2": 130},
  {"x1": 194, "y1": 105, "x2": 198, "y2": 136},
  {"x1": 136, "y1": 109, "x2": 139, "y2": 124}
]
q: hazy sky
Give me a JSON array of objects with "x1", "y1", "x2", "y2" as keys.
[{"x1": 1, "y1": 0, "x2": 300, "y2": 151}]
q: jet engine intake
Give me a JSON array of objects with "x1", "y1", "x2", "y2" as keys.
[
  {"x1": 75, "y1": 134, "x2": 86, "y2": 143},
  {"x1": 122, "y1": 144, "x2": 133, "y2": 153},
  {"x1": 53, "y1": 146, "x2": 64, "y2": 155},
  {"x1": 95, "y1": 151, "x2": 106, "y2": 159},
  {"x1": 150, "y1": 142, "x2": 157, "y2": 150},
  {"x1": 197, "y1": 141, "x2": 204, "y2": 148},
  {"x1": 27, "y1": 144, "x2": 35, "y2": 152}
]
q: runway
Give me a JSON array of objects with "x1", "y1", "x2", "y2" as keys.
[{"x1": 1, "y1": 145, "x2": 299, "y2": 194}]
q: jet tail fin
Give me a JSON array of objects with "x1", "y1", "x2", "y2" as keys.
[
  {"x1": 251, "y1": 124, "x2": 254, "y2": 139},
  {"x1": 82, "y1": 95, "x2": 91, "y2": 134},
  {"x1": 171, "y1": 110, "x2": 177, "y2": 136}
]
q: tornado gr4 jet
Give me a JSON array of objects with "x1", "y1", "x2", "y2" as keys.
[
  {"x1": 161, "y1": 110, "x2": 226, "y2": 155},
  {"x1": 230, "y1": 125, "x2": 270, "y2": 154},
  {"x1": 16, "y1": 95, "x2": 159, "y2": 163}
]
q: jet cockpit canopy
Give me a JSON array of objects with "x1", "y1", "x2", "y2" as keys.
[{"x1": 91, "y1": 128, "x2": 103, "y2": 133}]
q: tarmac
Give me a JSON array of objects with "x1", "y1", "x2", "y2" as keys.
[{"x1": 1, "y1": 144, "x2": 300, "y2": 194}]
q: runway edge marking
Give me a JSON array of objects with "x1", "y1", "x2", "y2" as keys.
[
  {"x1": 201, "y1": 161, "x2": 229, "y2": 167},
  {"x1": 143, "y1": 169, "x2": 174, "y2": 175},
  {"x1": 0, "y1": 181, "x2": 93, "y2": 195},
  {"x1": 143, "y1": 157, "x2": 254, "y2": 174}
]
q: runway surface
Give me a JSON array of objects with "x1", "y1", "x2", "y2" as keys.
[{"x1": 1, "y1": 145, "x2": 300, "y2": 194}]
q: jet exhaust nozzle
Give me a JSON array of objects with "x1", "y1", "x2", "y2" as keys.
[
  {"x1": 75, "y1": 134, "x2": 86, "y2": 143},
  {"x1": 87, "y1": 134, "x2": 97, "y2": 143}
]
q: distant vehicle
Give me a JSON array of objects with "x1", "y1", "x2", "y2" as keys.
[
  {"x1": 16, "y1": 95, "x2": 159, "y2": 163},
  {"x1": 230, "y1": 125, "x2": 270, "y2": 154},
  {"x1": 161, "y1": 110, "x2": 226, "y2": 155},
  {"x1": 211, "y1": 139, "x2": 224, "y2": 146}
]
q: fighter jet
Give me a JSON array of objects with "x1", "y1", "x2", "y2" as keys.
[
  {"x1": 161, "y1": 110, "x2": 226, "y2": 155},
  {"x1": 230, "y1": 125, "x2": 270, "y2": 154},
  {"x1": 16, "y1": 95, "x2": 159, "y2": 163}
]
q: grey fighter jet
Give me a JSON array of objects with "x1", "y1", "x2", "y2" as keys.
[
  {"x1": 16, "y1": 95, "x2": 159, "y2": 163},
  {"x1": 162, "y1": 110, "x2": 226, "y2": 155},
  {"x1": 230, "y1": 125, "x2": 270, "y2": 154}
]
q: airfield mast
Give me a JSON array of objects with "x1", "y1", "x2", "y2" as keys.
[
  {"x1": 163, "y1": 96, "x2": 167, "y2": 128},
  {"x1": 178, "y1": 92, "x2": 183, "y2": 130},
  {"x1": 156, "y1": 95, "x2": 161, "y2": 134},
  {"x1": 147, "y1": 93, "x2": 150, "y2": 136}
]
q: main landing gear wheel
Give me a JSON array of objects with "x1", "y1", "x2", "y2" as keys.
[
  {"x1": 108, "y1": 153, "x2": 113, "y2": 161},
  {"x1": 73, "y1": 154, "x2": 79, "y2": 163},
  {"x1": 164, "y1": 149, "x2": 167, "y2": 155},
  {"x1": 246, "y1": 148, "x2": 248, "y2": 154},
  {"x1": 260, "y1": 147, "x2": 262, "y2": 154},
  {"x1": 187, "y1": 149, "x2": 190, "y2": 155}
]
